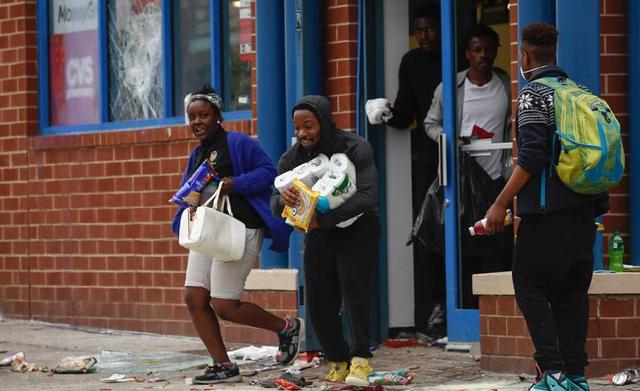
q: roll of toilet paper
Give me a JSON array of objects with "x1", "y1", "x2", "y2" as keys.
[
  {"x1": 292, "y1": 163, "x2": 315, "y2": 187},
  {"x1": 321, "y1": 171, "x2": 356, "y2": 198},
  {"x1": 307, "y1": 153, "x2": 330, "y2": 181},
  {"x1": 329, "y1": 153, "x2": 356, "y2": 178},
  {"x1": 274, "y1": 171, "x2": 295, "y2": 194},
  {"x1": 312, "y1": 179, "x2": 343, "y2": 213}
]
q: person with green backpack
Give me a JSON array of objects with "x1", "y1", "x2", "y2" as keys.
[{"x1": 484, "y1": 23, "x2": 624, "y2": 391}]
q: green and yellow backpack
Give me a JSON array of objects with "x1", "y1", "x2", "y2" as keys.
[{"x1": 535, "y1": 77, "x2": 625, "y2": 197}]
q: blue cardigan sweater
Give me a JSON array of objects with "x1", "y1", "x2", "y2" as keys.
[{"x1": 172, "y1": 131, "x2": 291, "y2": 252}]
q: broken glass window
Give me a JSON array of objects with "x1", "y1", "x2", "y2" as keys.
[{"x1": 108, "y1": 0, "x2": 163, "y2": 121}]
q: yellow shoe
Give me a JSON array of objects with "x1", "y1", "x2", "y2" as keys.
[
  {"x1": 325, "y1": 361, "x2": 349, "y2": 383},
  {"x1": 345, "y1": 357, "x2": 372, "y2": 387}
]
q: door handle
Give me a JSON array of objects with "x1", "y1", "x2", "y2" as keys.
[{"x1": 438, "y1": 133, "x2": 447, "y2": 187}]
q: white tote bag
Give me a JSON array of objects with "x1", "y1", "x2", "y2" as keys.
[{"x1": 179, "y1": 186, "x2": 246, "y2": 261}]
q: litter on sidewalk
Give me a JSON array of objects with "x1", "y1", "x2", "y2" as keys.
[
  {"x1": 609, "y1": 368, "x2": 640, "y2": 385},
  {"x1": 369, "y1": 369, "x2": 415, "y2": 385},
  {"x1": 250, "y1": 372, "x2": 313, "y2": 389},
  {"x1": 228, "y1": 345, "x2": 278, "y2": 363},
  {"x1": 284, "y1": 356, "x2": 321, "y2": 373},
  {"x1": 94, "y1": 350, "x2": 210, "y2": 374},
  {"x1": 100, "y1": 374, "x2": 136, "y2": 383},
  {"x1": 52, "y1": 356, "x2": 97, "y2": 374},
  {"x1": 0, "y1": 352, "x2": 24, "y2": 366}
]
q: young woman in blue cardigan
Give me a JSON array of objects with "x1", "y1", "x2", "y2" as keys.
[{"x1": 172, "y1": 84, "x2": 302, "y2": 385}]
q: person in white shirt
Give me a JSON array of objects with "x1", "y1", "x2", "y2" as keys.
[{"x1": 423, "y1": 24, "x2": 513, "y2": 308}]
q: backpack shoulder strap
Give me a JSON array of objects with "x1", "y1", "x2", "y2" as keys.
[{"x1": 533, "y1": 76, "x2": 578, "y2": 90}]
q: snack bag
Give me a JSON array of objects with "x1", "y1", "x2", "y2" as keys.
[
  {"x1": 282, "y1": 179, "x2": 319, "y2": 232},
  {"x1": 170, "y1": 160, "x2": 218, "y2": 207}
]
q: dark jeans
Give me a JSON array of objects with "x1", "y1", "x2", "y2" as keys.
[
  {"x1": 513, "y1": 205, "x2": 596, "y2": 375},
  {"x1": 304, "y1": 214, "x2": 380, "y2": 362}
]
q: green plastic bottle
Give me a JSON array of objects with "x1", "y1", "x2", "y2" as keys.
[{"x1": 609, "y1": 230, "x2": 624, "y2": 272}]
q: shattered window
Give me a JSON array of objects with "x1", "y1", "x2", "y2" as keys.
[
  {"x1": 108, "y1": 0, "x2": 164, "y2": 121},
  {"x1": 223, "y1": 0, "x2": 252, "y2": 111},
  {"x1": 173, "y1": 0, "x2": 211, "y2": 115}
]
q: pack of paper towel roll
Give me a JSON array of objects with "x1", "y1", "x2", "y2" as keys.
[{"x1": 274, "y1": 153, "x2": 363, "y2": 231}]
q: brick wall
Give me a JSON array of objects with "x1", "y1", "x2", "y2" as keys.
[
  {"x1": 0, "y1": 0, "x2": 295, "y2": 344},
  {"x1": 325, "y1": 0, "x2": 358, "y2": 131},
  {"x1": 600, "y1": 0, "x2": 630, "y2": 264},
  {"x1": 480, "y1": 295, "x2": 640, "y2": 377}
]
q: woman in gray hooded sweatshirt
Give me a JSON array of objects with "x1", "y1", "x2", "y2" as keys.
[{"x1": 271, "y1": 95, "x2": 380, "y2": 387}]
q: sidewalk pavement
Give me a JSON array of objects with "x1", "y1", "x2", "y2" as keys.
[{"x1": 0, "y1": 318, "x2": 634, "y2": 390}]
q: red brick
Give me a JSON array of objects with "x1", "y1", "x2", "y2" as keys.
[
  {"x1": 481, "y1": 335, "x2": 498, "y2": 355},
  {"x1": 617, "y1": 318, "x2": 640, "y2": 337},
  {"x1": 586, "y1": 338, "x2": 600, "y2": 358},
  {"x1": 512, "y1": 336, "x2": 533, "y2": 358},
  {"x1": 603, "y1": 0, "x2": 627, "y2": 14},
  {"x1": 605, "y1": 35, "x2": 629, "y2": 56},
  {"x1": 601, "y1": 338, "x2": 637, "y2": 358},
  {"x1": 326, "y1": 6, "x2": 355, "y2": 26},
  {"x1": 600, "y1": 298, "x2": 636, "y2": 317},
  {"x1": 506, "y1": 316, "x2": 528, "y2": 337},
  {"x1": 488, "y1": 316, "x2": 507, "y2": 336},
  {"x1": 588, "y1": 317, "x2": 617, "y2": 338},
  {"x1": 494, "y1": 336, "x2": 516, "y2": 355},
  {"x1": 601, "y1": 15, "x2": 627, "y2": 34},
  {"x1": 600, "y1": 54, "x2": 628, "y2": 74},
  {"x1": 586, "y1": 359, "x2": 620, "y2": 378}
]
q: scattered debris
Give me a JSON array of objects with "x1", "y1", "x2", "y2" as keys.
[
  {"x1": 52, "y1": 356, "x2": 97, "y2": 374},
  {"x1": 430, "y1": 336, "x2": 448, "y2": 348},
  {"x1": 369, "y1": 369, "x2": 415, "y2": 385},
  {"x1": 100, "y1": 374, "x2": 136, "y2": 383},
  {"x1": 250, "y1": 372, "x2": 313, "y2": 389},
  {"x1": 11, "y1": 355, "x2": 34, "y2": 372},
  {"x1": 320, "y1": 384, "x2": 383, "y2": 391},
  {"x1": 228, "y1": 345, "x2": 278, "y2": 363},
  {"x1": 284, "y1": 357, "x2": 321, "y2": 373},
  {"x1": 382, "y1": 338, "x2": 417, "y2": 348},
  {"x1": 95, "y1": 351, "x2": 209, "y2": 374},
  {"x1": 0, "y1": 352, "x2": 24, "y2": 367},
  {"x1": 609, "y1": 369, "x2": 640, "y2": 385},
  {"x1": 147, "y1": 376, "x2": 167, "y2": 383}
]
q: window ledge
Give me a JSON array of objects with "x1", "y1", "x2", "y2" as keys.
[
  {"x1": 244, "y1": 269, "x2": 298, "y2": 291},
  {"x1": 473, "y1": 271, "x2": 640, "y2": 295},
  {"x1": 30, "y1": 124, "x2": 194, "y2": 151}
]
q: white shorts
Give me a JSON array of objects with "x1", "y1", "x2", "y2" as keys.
[{"x1": 184, "y1": 228, "x2": 264, "y2": 300}]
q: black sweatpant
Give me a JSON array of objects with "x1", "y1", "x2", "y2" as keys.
[
  {"x1": 513, "y1": 205, "x2": 596, "y2": 375},
  {"x1": 304, "y1": 214, "x2": 380, "y2": 362}
]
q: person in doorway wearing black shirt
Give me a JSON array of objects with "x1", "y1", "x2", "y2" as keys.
[{"x1": 365, "y1": 2, "x2": 444, "y2": 341}]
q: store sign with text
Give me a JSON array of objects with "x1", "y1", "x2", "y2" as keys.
[{"x1": 49, "y1": 0, "x2": 99, "y2": 126}]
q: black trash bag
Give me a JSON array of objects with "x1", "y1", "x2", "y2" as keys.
[
  {"x1": 408, "y1": 154, "x2": 507, "y2": 257},
  {"x1": 407, "y1": 176, "x2": 445, "y2": 254},
  {"x1": 459, "y1": 154, "x2": 504, "y2": 257}
]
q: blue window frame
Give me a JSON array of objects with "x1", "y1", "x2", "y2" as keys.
[{"x1": 37, "y1": 0, "x2": 252, "y2": 135}]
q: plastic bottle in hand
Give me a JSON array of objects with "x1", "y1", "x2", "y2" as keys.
[
  {"x1": 469, "y1": 210, "x2": 514, "y2": 236},
  {"x1": 608, "y1": 229, "x2": 624, "y2": 272}
]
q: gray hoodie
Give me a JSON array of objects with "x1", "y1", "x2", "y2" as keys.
[{"x1": 270, "y1": 95, "x2": 378, "y2": 229}]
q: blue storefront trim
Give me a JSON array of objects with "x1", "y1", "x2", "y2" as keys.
[{"x1": 630, "y1": 0, "x2": 640, "y2": 266}]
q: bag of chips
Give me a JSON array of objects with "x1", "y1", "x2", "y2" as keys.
[{"x1": 170, "y1": 160, "x2": 217, "y2": 207}]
